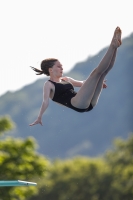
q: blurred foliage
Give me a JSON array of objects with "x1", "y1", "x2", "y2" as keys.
[
  {"x1": 0, "y1": 116, "x2": 49, "y2": 200},
  {"x1": 29, "y1": 158, "x2": 114, "y2": 200},
  {"x1": 30, "y1": 134, "x2": 133, "y2": 200},
  {"x1": 0, "y1": 115, "x2": 15, "y2": 136},
  {"x1": 105, "y1": 134, "x2": 133, "y2": 167},
  {"x1": 105, "y1": 134, "x2": 133, "y2": 200},
  {"x1": 0, "y1": 113, "x2": 133, "y2": 200}
]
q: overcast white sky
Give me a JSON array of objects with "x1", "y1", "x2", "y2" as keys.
[{"x1": 0, "y1": 0, "x2": 132, "y2": 96}]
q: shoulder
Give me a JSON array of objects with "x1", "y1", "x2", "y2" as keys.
[
  {"x1": 44, "y1": 80, "x2": 54, "y2": 90},
  {"x1": 61, "y1": 76, "x2": 69, "y2": 82},
  {"x1": 61, "y1": 76, "x2": 75, "y2": 83},
  {"x1": 65, "y1": 77, "x2": 83, "y2": 87},
  {"x1": 44, "y1": 80, "x2": 51, "y2": 86},
  {"x1": 61, "y1": 76, "x2": 75, "y2": 84}
]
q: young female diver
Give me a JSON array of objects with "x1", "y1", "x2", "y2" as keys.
[{"x1": 29, "y1": 27, "x2": 122, "y2": 126}]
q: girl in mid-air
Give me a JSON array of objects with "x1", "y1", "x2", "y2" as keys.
[{"x1": 29, "y1": 27, "x2": 122, "y2": 126}]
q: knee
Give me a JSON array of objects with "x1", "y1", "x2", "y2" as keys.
[
  {"x1": 101, "y1": 71, "x2": 107, "y2": 77},
  {"x1": 90, "y1": 68, "x2": 102, "y2": 77}
]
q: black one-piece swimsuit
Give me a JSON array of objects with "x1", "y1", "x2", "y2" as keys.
[{"x1": 49, "y1": 80, "x2": 93, "y2": 113}]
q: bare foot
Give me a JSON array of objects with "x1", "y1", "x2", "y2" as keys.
[
  {"x1": 111, "y1": 27, "x2": 122, "y2": 48},
  {"x1": 114, "y1": 27, "x2": 122, "y2": 44}
]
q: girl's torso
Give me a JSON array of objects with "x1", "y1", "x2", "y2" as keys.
[
  {"x1": 48, "y1": 79, "x2": 93, "y2": 113},
  {"x1": 48, "y1": 79, "x2": 76, "y2": 102}
]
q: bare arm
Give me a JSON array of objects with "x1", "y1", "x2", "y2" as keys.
[
  {"x1": 62, "y1": 76, "x2": 85, "y2": 87},
  {"x1": 62, "y1": 77, "x2": 107, "y2": 88},
  {"x1": 29, "y1": 81, "x2": 51, "y2": 126}
]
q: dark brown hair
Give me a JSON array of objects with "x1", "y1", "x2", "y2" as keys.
[{"x1": 30, "y1": 58, "x2": 58, "y2": 76}]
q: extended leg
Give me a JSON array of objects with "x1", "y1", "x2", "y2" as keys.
[
  {"x1": 90, "y1": 49, "x2": 117, "y2": 107},
  {"x1": 71, "y1": 27, "x2": 122, "y2": 109}
]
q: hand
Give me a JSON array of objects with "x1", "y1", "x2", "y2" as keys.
[
  {"x1": 29, "y1": 117, "x2": 43, "y2": 126},
  {"x1": 103, "y1": 80, "x2": 107, "y2": 89}
]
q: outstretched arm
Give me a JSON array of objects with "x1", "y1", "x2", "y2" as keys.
[
  {"x1": 62, "y1": 76, "x2": 107, "y2": 88},
  {"x1": 29, "y1": 81, "x2": 51, "y2": 126}
]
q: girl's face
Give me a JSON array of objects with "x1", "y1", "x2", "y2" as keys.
[{"x1": 50, "y1": 61, "x2": 63, "y2": 77}]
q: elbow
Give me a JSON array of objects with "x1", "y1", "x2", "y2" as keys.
[{"x1": 43, "y1": 100, "x2": 49, "y2": 108}]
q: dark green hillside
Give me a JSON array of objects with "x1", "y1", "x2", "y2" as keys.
[{"x1": 0, "y1": 33, "x2": 133, "y2": 159}]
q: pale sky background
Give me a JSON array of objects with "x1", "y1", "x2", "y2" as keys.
[{"x1": 0, "y1": 0, "x2": 132, "y2": 96}]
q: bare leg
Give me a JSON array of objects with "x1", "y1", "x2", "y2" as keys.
[
  {"x1": 71, "y1": 27, "x2": 122, "y2": 109},
  {"x1": 90, "y1": 49, "x2": 117, "y2": 107}
]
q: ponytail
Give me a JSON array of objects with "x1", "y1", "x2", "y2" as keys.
[
  {"x1": 30, "y1": 66, "x2": 44, "y2": 75},
  {"x1": 30, "y1": 58, "x2": 58, "y2": 76}
]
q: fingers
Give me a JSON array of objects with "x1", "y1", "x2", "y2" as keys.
[
  {"x1": 103, "y1": 82, "x2": 107, "y2": 88},
  {"x1": 29, "y1": 122, "x2": 37, "y2": 126},
  {"x1": 29, "y1": 121, "x2": 43, "y2": 126},
  {"x1": 103, "y1": 84, "x2": 107, "y2": 88}
]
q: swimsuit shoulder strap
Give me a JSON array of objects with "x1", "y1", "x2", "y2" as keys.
[{"x1": 48, "y1": 80, "x2": 56, "y2": 85}]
